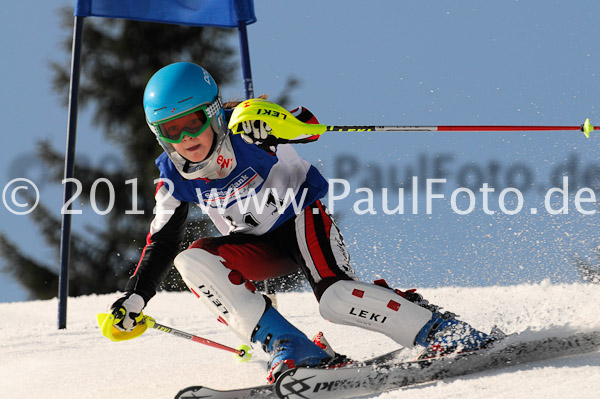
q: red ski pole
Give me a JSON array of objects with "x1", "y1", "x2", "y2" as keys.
[
  {"x1": 97, "y1": 312, "x2": 252, "y2": 362},
  {"x1": 146, "y1": 316, "x2": 252, "y2": 361},
  {"x1": 228, "y1": 99, "x2": 596, "y2": 139}
]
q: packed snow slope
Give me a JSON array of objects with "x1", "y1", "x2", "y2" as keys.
[{"x1": 2, "y1": 281, "x2": 600, "y2": 398}]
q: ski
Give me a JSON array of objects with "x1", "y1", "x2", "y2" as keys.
[
  {"x1": 174, "y1": 348, "x2": 404, "y2": 398},
  {"x1": 275, "y1": 330, "x2": 600, "y2": 399},
  {"x1": 175, "y1": 384, "x2": 275, "y2": 399}
]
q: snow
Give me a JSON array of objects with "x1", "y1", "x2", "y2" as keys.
[{"x1": 2, "y1": 281, "x2": 599, "y2": 398}]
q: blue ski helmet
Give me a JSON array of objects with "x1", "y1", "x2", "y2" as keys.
[{"x1": 143, "y1": 62, "x2": 230, "y2": 179}]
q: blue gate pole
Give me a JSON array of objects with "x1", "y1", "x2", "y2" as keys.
[
  {"x1": 58, "y1": 16, "x2": 84, "y2": 329},
  {"x1": 237, "y1": 20, "x2": 254, "y2": 99}
]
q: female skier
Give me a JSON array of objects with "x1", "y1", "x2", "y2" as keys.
[{"x1": 108, "y1": 62, "x2": 494, "y2": 383}]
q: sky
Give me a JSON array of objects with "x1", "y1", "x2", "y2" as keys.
[{"x1": 2, "y1": 1, "x2": 600, "y2": 303}]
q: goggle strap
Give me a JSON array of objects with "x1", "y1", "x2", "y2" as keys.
[{"x1": 206, "y1": 97, "x2": 222, "y2": 118}]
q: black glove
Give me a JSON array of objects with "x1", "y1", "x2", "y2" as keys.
[{"x1": 108, "y1": 292, "x2": 146, "y2": 331}]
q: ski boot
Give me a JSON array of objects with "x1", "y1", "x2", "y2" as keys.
[
  {"x1": 252, "y1": 301, "x2": 333, "y2": 383},
  {"x1": 413, "y1": 301, "x2": 502, "y2": 359}
]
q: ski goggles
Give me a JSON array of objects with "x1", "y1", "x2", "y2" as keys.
[{"x1": 153, "y1": 99, "x2": 222, "y2": 144}]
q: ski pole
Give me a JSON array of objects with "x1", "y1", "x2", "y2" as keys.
[
  {"x1": 320, "y1": 123, "x2": 591, "y2": 134},
  {"x1": 228, "y1": 99, "x2": 595, "y2": 139},
  {"x1": 145, "y1": 316, "x2": 252, "y2": 361},
  {"x1": 97, "y1": 312, "x2": 252, "y2": 362}
]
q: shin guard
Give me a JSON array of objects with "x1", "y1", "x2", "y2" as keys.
[
  {"x1": 174, "y1": 248, "x2": 267, "y2": 342},
  {"x1": 319, "y1": 280, "x2": 432, "y2": 348}
]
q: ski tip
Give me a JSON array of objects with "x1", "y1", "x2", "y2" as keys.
[{"x1": 174, "y1": 386, "x2": 204, "y2": 399}]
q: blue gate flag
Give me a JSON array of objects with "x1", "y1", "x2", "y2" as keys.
[{"x1": 75, "y1": 0, "x2": 256, "y2": 28}]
